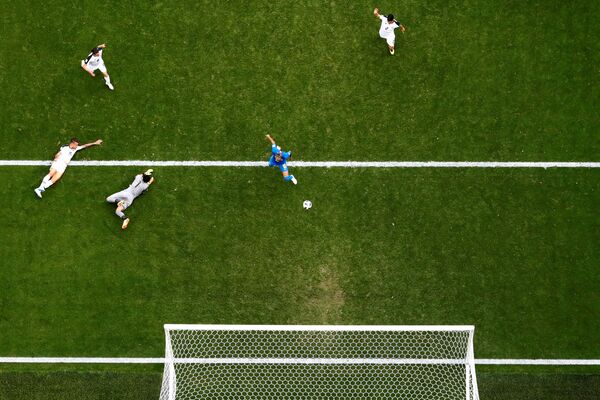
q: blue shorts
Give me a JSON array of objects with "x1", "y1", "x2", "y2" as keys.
[{"x1": 269, "y1": 160, "x2": 288, "y2": 172}]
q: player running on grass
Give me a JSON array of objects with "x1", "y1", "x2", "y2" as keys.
[
  {"x1": 81, "y1": 43, "x2": 114, "y2": 90},
  {"x1": 266, "y1": 134, "x2": 297, "y2": 185},
  {"x1": 106, "y1": 169, "x2": 155, "y2": 230},
  {"x1": 374, "y1": 8, "x2": 405, "y2": 55},
  {"x1": 34, "y1": 138, "x2": 103, "y2": 198}
]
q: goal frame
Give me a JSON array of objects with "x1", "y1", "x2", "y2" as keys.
[{"x1": 161, "y1": 324, "x2": 479, "y2": 400}]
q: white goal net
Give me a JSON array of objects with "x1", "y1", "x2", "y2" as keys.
[{"x1": 160, "y1": 325, "x2": 479, "y2": 400}]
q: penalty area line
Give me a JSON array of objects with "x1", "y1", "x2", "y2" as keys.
[
  {"x1": 0, "y1": 160, "x2": 600, "y2": 168},
  {"x1": 0, "y1": 357, "x2": 599, "y2": 365}
]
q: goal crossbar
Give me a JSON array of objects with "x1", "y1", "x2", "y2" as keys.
[{"x1": 164, "y1": 324, "x2": 475, "y2": 332}]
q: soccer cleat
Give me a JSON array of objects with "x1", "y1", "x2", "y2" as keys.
[
  {"x1": 291, "y1": 176, "x2": 298, "y2": 185},
  {"x1": 389, "y1": 48, "x2": 395, "y2": 55},
  {"x1": 34, "y1": 188, "x2": 43, "y2": 198},
  {"x1": 121, "y1": 218, "x2": 130, "y2": 230},
  {"x1": 106, "y1": 82, "x2": 114, "y2": 91}
]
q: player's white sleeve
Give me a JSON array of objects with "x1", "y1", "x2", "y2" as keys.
[
  {"x1": 379, "y1": 15, "x2": 387, "y2": 22},
  {"x1": 76, "y1": 145, "x2": 85, "y2": 151}
]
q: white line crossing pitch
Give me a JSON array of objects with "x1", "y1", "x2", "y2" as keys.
[
  {"x1": 0, "y1": 357, "x2": 599, "y2": 365},
  {"x1": 1, "y1": 160, "x2": 600, "y2": 168}
]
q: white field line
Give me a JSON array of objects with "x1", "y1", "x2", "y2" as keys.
[
  {"x1": 0, "y1": 357, "x2": 599, "y2": 365},
  {"x1": 1, "y1": 160, "x2": 600, "y2": 168}
]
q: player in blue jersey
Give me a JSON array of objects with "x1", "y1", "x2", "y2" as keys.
[{"x1": 266, "y1": 134, "x2": 297, "y2": 185}]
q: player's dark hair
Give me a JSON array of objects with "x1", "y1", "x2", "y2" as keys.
[
  {"x1": 92, "y1": 47, "x2": 101, "y2": 54},
  {"x1": 142, "y1": 174, "x2": 152, "y2": 183},
  {"x1": 70, "y1": 137, "x2": 79, "y2": 144},
  {"x1": 387, "y1": 14, "x2": 395, "y2": 21}
]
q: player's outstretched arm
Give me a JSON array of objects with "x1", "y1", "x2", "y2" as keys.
[
  {"x1": 374, "y1": 8, "x2": 380, "y2": 18},
  {"x1": 399, "y1": 23, "x2": 406, "y2": 33},
  {"x1": 97, "y1": 43, "x2": 107, "y2": 49},
  {"x1": 265, "y1": 134, "x2": 276, "y2": 145},
  {"x1": 80, "y1": 139, "x2": 103, "y2": 149}
]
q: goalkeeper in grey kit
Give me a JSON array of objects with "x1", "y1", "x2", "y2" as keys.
[{"x1": 106, "y1": 169, "x2": 155, "y2": 229}]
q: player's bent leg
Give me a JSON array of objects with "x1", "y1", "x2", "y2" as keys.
[
  {"x1": 115, "y1": 204, "x2": 130, "y2": 229},
  {"x1": 100, "y1": 65, "x2": 114, "y2": 90},
  {"x1": 115, "y1": 207, "x2": 127, "y2": 219},
  {"x1": 50, "y1": 171, "x2": 63, "y2": 183},
  {"x1": 284, "y1": 175, "x2": 298, "y2": 185},
  {"x1": 387, "y1": 36, "x2": 395, "y2": 55},
  {"x1": 282, "y1": 171, "x2": 298, "y2": 185},
  {"x1": 35, "y1": 170, "x2": 54, "y2": 197},
  {"x1": 116, "y1": 201, "x2": 131, "y2": 230},
  {"x1": 36, "y1": 168, "x2": 62, "y2": 197}
]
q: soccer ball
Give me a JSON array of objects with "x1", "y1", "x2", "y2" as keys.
[{"x1": 303, "y1": 200, "x2": 312, "y2": 210}]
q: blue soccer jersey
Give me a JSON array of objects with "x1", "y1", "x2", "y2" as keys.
[
  {"x1": 269, "y1": 144, "x2": 291, "y2": 164},
  {"x1": 269, "y1": 143, "x2": 291, "y2": 171}
]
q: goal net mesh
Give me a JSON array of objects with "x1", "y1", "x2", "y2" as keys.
[{"x1": 160, "y1": 325, "x2": 478, "y2": 400}]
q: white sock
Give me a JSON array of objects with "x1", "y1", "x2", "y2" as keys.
[
  {"x1": 38, "y1": 175, "x2": 51, "y2": 190},
  {"x1": 104, "y1": 76, "x2": 111, "y2": 84},
  {"x1": 42, "y1": 179, "x2": 54, "y2": 189}
]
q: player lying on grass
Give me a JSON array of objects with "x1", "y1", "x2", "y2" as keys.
[
  {"x1": 34, "y1": 138, "x2": 103, "y2": 198},
  {"x1": 374, "y1": 8, "x2": 405, "y2": 55},
  {"x1": 265, "y1": 134, "x2": 297, "y2": 185},
  {"x1": 81, "y1": 43, "x2": 114, "y2": 90},
  {"x1": 106, "y1": 169, "x2": 155, "y2": 230}
]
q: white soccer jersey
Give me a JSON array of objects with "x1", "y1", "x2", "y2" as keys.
[
  {"x1": 379, "y1": 15, "x2": 399, "y2": 38},
  {"x1": 126, "y1": 174, "x2": 151, "y2": 198},
  {"x1": 56, "y1": 145, "x2": 84, "y2": 164},
  {"x1": 84, "y1": 49, "x2": 104, "y2": 68}
]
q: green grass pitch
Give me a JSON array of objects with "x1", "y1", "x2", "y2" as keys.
[{"x1": 1, "y1": 0, "x2": 599, "y2": 399}]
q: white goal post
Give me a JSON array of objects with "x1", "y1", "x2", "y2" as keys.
[{"x1": 160, "y1": 324, "x2": 479, "y2": 400}]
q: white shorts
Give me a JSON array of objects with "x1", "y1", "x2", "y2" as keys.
[
  {"x1": 82, "y1": 60, "x2": 107, "y2": 74},
  {"x1": 381, "y1": 34, "x2": 395, "y2": 47},
  {"x1": 50, "y1": 160, "x2": 68, "y2": 174}
]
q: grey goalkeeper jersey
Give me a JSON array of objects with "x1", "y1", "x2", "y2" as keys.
[{"x1": 126, "y1": 174, "x2": 151, "y2": 198}]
